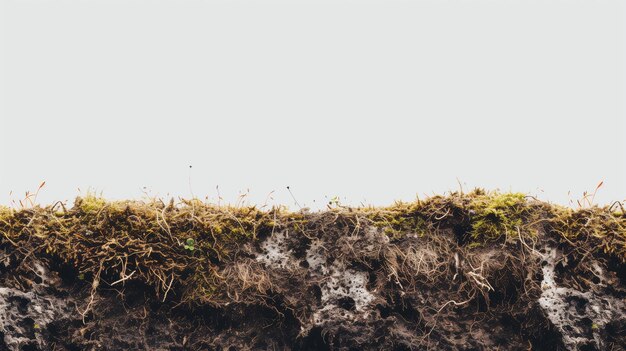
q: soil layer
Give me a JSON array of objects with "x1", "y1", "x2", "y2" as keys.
[{"x1": 0, "y1": 191, "x2": 625, "y2": 350}]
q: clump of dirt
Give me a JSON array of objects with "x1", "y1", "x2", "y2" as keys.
[{"x1": 0, "y1": 190, "x2": 624, "y2": 350}]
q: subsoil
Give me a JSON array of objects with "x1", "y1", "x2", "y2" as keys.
[{"x1": 0, "y1": 192, "x2": 624, "y2": 350}]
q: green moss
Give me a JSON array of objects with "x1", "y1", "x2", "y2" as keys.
[
  {"x1": 364, "y1": 191, "x2": 533, "y2": 243},
  {"x1": 363, "y1": 201, "x2": 428, "y2": 238},
  {"x1": 550, "y1": 206, "x2": 626, "y2": 262},
  {"x1": 469, "y1": 192, "x2": 528, "y2": 241},
  {"x1": 0, "y1": 206, "x2": 12, "y2": 223},
  {"x1": 78, "y1": 194, "x2": 107, "y2": 214}
]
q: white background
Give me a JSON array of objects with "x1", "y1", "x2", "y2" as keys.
[{"x1": 1, "y1": 0, "x2": 624, "y2": 209}]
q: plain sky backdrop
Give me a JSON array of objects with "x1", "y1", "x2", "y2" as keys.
[{"x1": 1, "y1": 0, "x2": 624, "y2": 209}]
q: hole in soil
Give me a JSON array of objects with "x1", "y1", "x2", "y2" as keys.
[
  {"x1": 528, "y1": 323, "x2": 566, "y2": 351},
  {"x1": 18, "y1": 318, "x2": 36, "y2": 339},
  {"x1": 377, "y1": 303, "x2": 391, "y2": 318},
  {"x1": 452, "y1": 223, "x2": 471, "y2": 245},
  {"x1": 606, "y1": 256, "x2": 626, "y2": 287},
  {"x1": 291, "y1": 237, "x2": 311, "y2": 259},
  {"x1": 297, "y1": 327, "x2": 330, "y2": 351},
  {"x1": 567, "y1": 296, "x2": 588, "y2": 314},
  {"x1": 488, "y1": 280, "x2": 520, "y2": 306},
  {"x1": 367, "y1": 270, "x2": 378, "y2": 288},
  {"x1": 311, "y1": 285, "x2": 322, "y2": 303},
  {"x1": 337, "y1": 297, "x2": 356, "y2": 311},
  {"x1": 9, "y1": 296, "x2": 30, "y2": 315},
  {"x1": 580, "y1": 317, "x2": 593, "y2": 335},
  {"x1": 57, "y1": 262, "x2": 80, "y2": 285},
  {"x1": 394, "y1": 298, "x2": 421, "y2": 322}
]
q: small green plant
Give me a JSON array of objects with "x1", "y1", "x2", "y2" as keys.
[
  {"x1": 328, "y1": 196, "x2": 341, "y2": 208},
  {"x1": 79, "y1": 194, "x2": 107, "y2": 214},
  {"x1": 184, "y1": 238, "x2": 196, "y2": 251}
]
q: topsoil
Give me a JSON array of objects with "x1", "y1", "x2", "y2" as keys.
[{"x1": 0, "y1": 191, "x2": 624, "y2": 350}]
